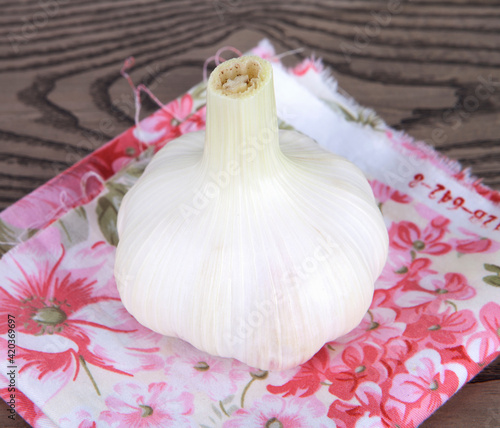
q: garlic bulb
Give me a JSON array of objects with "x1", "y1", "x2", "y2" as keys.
[{"x1": 115, "y1": 56, "x2": 388, "y2": 371}]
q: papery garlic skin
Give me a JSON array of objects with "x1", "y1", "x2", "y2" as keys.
[{"x1": 115, "y1": 56, "x2": 388, "y2": 371}]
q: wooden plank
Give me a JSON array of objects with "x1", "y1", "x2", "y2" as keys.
[
  {"x1": 0, "y1": 400, "x2": 29, "y2": 428},
  {"x1": 420, "y1": 380, "x2": 500, "y2": 427}
]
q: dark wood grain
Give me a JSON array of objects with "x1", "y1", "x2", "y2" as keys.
[
  {"x1": 0, "y1": 0, "x2": 499, "y2": 426},
  {"x1": 1, "y1": 0, "x2": 499, "y2": 208},
  {"x1": 1, "y1": 399, "x2": 30, "y2": 428}
]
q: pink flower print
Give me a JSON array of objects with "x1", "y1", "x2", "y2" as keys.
[
  {"x1": 1, "y1": 166, "x2": 104, "y2": 230},
  {"x1": 389, "y1": 218, "x2": 452, "y2": 256},
  {"x1": 467, "y1": 302, "x2": 500, "y2": 365},
  {"x1": 465, "y1": 331, "x2": 498, "y2": 366},
  {"x1": 480, "y1": 302, "x2": 500, "y2": 344},
  {"x1": 402, "y1": 258, "x2": 437, "y2": 285},
  {"x1": 454, "y1": 237, "x2": 496, "y2": 254},
  {"x1": 165, "y1": 339, "x2": 248, "y2": 401},
  {"x1": 381, "y1": 398, "x2": 410, "y2": 428},
  {"x1": 449, "y1": 228, "x2": 500, "y2": 254},
  {"x1": 335, "y1": 306, "x2": 406, "y2": 345},
  {"x1": 0, "y1": 230, "x2": 162, "y2": 403},
  {"x1": 369, "y1": 179, "x2": 412, "y2": 205},
  {"x1": 325, "y1": 345, "x2": 388, "y2": 401},
  {"x1": 267, "y1": 346, "x2": 330, "y2": 397},
  {"x1": 378, "y1": 337, "x2": 415, "y2": 379},
  {"x1": 133, "y1": 94, "x2": 203, "y2": 145},
  {"x1": 395, "y1": 272, "x2": 476, "y2": 310},
  {"x1": 100, "y1": 382, "x2": 196, "y2": 428},
  {"x1": 403, "y1": 309, "x2": 477, "y2": 348},
  {"x1": 92, "y1": 128, "x2": 144, "y2": 174},
  {"x1": 224, "y1": 394, "x2": 334, "y2": 428},
  {"x1": 327, "y1": 399, "x2": 366, "y2": 428},
  {"x1": 375, "y1": 248, "x2": 413, "y2": 290},
  {"x1": 0, "y1": 386, "x2": 47, "y2": 427},
  {"x1": 111, "y1": 156, "x2": 133, "y2": 174},
  {"x1": 389, "y1": 349, "x2": 467, "y2": 426},
  {"x1": 337, "y1": 287, "x2": 406, "y2": 344},
  {"x1": 60, "y1": 408, "x2": 96, "y2": 428},
  {"x1": 355, "y1": 413, "x2": 384, "y2": 428},
  {"x1": 178, "y1": 105, "x2": 206, "y2": 135},
  {"x1": 328, "y1": 382, "x2": 384, "y2": 428},
  {"x1": 376, "y1": 251, "x2": 435, "y2": 293}
]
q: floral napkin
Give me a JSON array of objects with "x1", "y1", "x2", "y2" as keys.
[{"x1": 1, "y1": 40, "x2": 499, "y2": 428}]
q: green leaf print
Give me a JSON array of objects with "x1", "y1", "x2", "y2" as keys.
[
  {"x1": 483, "y1": 276, "x2": 500, "y2": 287},
  {"x1": 0, "y1": 219, "x2": 16, "y2": 257},
  {"x1": 484, "y1": 263, "x2": 500, "y2": 274},
  {"x1": 483, "y1": 263, "x2": 500, "y2": 287},
  {"x1": 125, "y1": 165, "x2": 146, "y2": 179},
  {"x1": 96, "y1": 182, "x2": 129, "y2": 246}
]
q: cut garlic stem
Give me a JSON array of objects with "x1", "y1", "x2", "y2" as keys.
[{"x1": 203, "y1": 56, "x2": 282, "y2": 176}]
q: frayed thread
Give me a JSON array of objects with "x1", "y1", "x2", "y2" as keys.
[
  {"x1": 120, "y1": 56, "x2": 167, "y2": 128},
  {"x1": 203, "y1": 46, "x2": 243, "y2": 82}
]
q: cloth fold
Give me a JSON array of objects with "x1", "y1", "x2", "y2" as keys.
[{"x1": 1, "y1": 40, "x2": 499, "y2": 427}]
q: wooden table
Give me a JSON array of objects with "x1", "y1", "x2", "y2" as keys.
[{"x1": 1, "y1": 0, "x2": 499, "y2": 426}]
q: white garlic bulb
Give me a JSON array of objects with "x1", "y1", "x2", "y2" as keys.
[{"x1": 115, "y1": 56, "x2": 388, "y2": 371}]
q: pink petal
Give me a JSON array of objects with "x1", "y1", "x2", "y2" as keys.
[
  {"x1": 480, "y1": 302, "x2": 500, "y2": 336},
  {"x1": 390, "y1": 374, "x2": 425, "y2": 403},
  {"x1": 395, "y1": 291, "x2": 434, "y2": 308}
]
